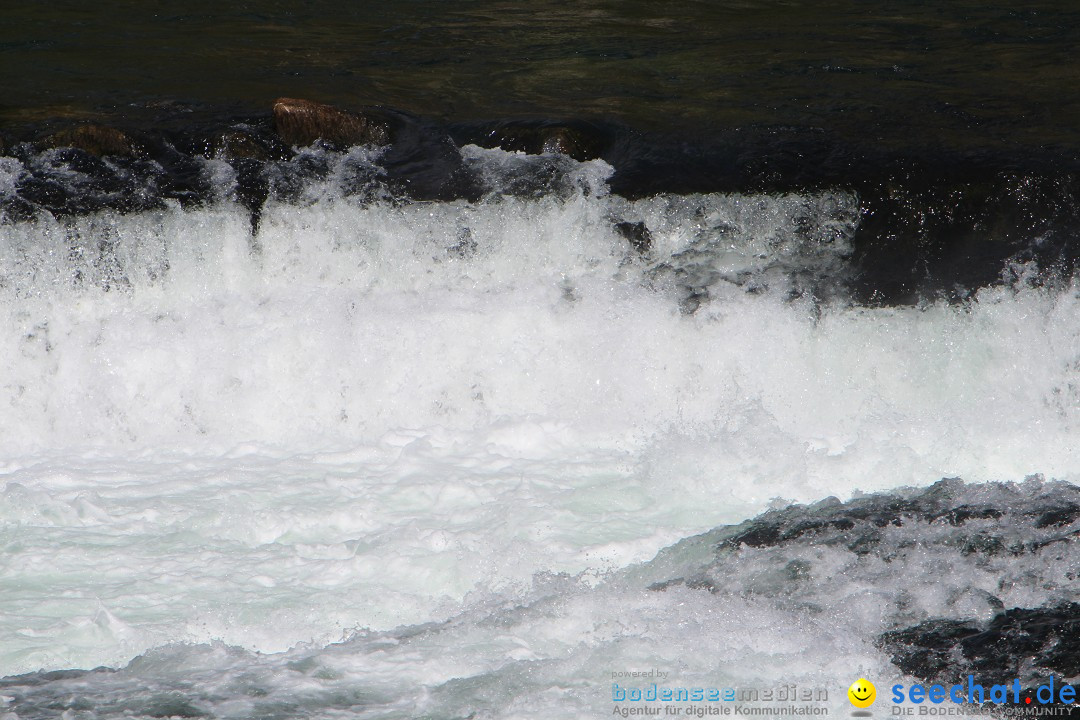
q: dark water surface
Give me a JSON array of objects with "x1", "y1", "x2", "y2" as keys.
[{"x1": 3, "y1": 0, "x2": 1079, "y2": 153}]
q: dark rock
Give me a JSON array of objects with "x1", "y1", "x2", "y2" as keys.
[
  {"x1": 880, "y1": 604, "x2": 1080, "y2": 690},
  {"x1": 42, "y1": 125, "x2": 143, "y2": 158},
  {"x1": 206, "y1": 130, "x2": 270, "y2": 161},
  {"x1": 484, "y1": 123, "x2": 606, "y2": 161},
  {"x1": 929, "y1": 505, "x2": 1005, "y2": 526},
  {"x1": 719, "y1": 496, "x2": 915, "y2": 552},
  {"x1": 1036, "y1": 503, "x2": 1080, "y2": 528},
  {"x1": 615, "y1": 221, "x2": 653, "y2": 254},
  {"x1": 13, "y1": 143, "x2": 176, "y2": 216},
  {"x1": 540, "y1": 127, "x2": 596, "y2": 158},
  {"x1": 233, "y1": 158, "x2": 269, "y2": 235},
  {"x1": 678, "y1": 289, "x2": 709, "y2": 315},
  {"x1": 272, "y1": 97, "x2": 390, "y2": 148},
  {"x1": 139, "y1": 692, "x2": 209, "y2": 718},
  {"x1": 0, "y1": 195, "x2": 37, "y2": 223},
  {"x1": 372, "y1": 113, "x2": 482, "y2": 202},
  {"x1": 648, "y1": 479, "x2": 1080, "y2": 599},
  {"x1": 0, "y1": 667, "x2": 100, "y2": 688},
  {"x1": 177, "y1": 129, "x2": 271, "y2": 231},
  {"x1": 712, "y1": 479, "x2": 1080, "y2": 556},
  {"x1": 0, "y1": 133, "x2": 6, "y2": 156}
]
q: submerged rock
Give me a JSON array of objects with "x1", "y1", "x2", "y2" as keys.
[
  {"x1": 635, "y1": 479, "x2": 1080, "y2": 696},
  {"x1": 272, "y1": 97, "x2": 390, "y2": 148},
  {"x1": 711, "y1": 478, "x2": 1080, "y2": 556},
  {"x1": 42, "y1": 124, "x2": 143, "y2": 158},
  {"x1": 484, "y1": 122, "x2": 606, "y2": 161},
  {"x1": 614, "y1": 220, "x2": 653, "y2": 254},
  {"x1": 0, "y1": 667, "x2": 101, "y2": 688},
  {"x1": 646, "y1": 478, "x2": 1080, "y2": 602},
  {"x1": 880, "y1": 604, "x2": 1080, "y2": 692},
  {"x1": 206, "y1": 129, "x2": 271, "y2": 161}
]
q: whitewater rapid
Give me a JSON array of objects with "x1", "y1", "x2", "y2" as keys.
[{"x1": 1, "y1": 145, "x2": 1079, "y2": 699}]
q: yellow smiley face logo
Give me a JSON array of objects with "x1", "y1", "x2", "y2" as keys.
[{"x1": 848, "y1": 678, "x2": 876, "y2": 708}]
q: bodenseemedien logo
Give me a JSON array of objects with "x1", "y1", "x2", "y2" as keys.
[{"x1": 609, "y1": 680, "x2": 831, "y2": 717}]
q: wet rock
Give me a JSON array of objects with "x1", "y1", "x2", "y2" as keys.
[
  {"x1": 206, "y1": 130, "x2": 270, "y2": 161},
  {"x1": 233, "y1": 158, "x2": 270, "y2": 235},
  {"x1": 678, "y1": 289, "x2": 710, "y2": 315},
  {"x1": 718, "y1": 496, "x2": 912, "y2": 552},
  {"x1": 484, "y1": 123, "x2": 606, "y2": 161},
  {"x1": 615, "y1": 221, "x2": 653, "y2": 254},
  {"x1": 15, "y1": 143, "x2": 176, "y2": 216},
  {"x1": 540, "y1": 127, "x2": 598, "y2": 159},
  {"x1": 648, "y1": 479, "x2": 1080, "y2": 599},
  {"x1": 42, "y1": 124, "x2": 143, "y2": 158},
  {"x1": 880, "y1": 604, "x2": 1080, "y2": 689},
  {"x1": 1036, "y1": 503, "x2": 1080, "y2": 528},
  {"x1": 272, "y1": 97, "x2": 390, "y2": 148},
  {"x1": 848, "y1": 167, "x2": 1080, "y2": 305},
  {"x1": 929, "y1": 505, "x2": 1005, "y2": 526},
  {"x1": 139, "y1": 692, "x2": 209, "y2": 718},
  {"x1": 0, "y1": 195, "x2": 37, "y2": 223},
  {"x1": 0, "y1": 667, "x2": 101, "y2": 688},
  {"x1": 712, "y1": 478, "x2": 1080, "y2": 556},
  {"x1": 179, "y1": 129, "x2": 272, "y2": 231}
]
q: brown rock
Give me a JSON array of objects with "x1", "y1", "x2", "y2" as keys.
[
  {"x1": 43, "y1": 125, "x2": 142, "y2": 157},
  {"x1": 272, "y1": 97, "x2": 390, "y2": 148}
]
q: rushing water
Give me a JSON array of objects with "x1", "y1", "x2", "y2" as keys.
[{"x1": 2, "y1": 4, "x2": 1080, "y2": 720}]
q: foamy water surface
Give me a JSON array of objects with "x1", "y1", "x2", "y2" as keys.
[{"x1": 1, "y1": 147, "x2": 1079, "y2": 717}]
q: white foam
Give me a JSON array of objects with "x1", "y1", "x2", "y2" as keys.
[
  {"x1": 0, "y1": 157, "x2": 25, "y2": 198},
  {"x1": 1, "y1": 154, "x2": 1079, "y2": 677}
]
